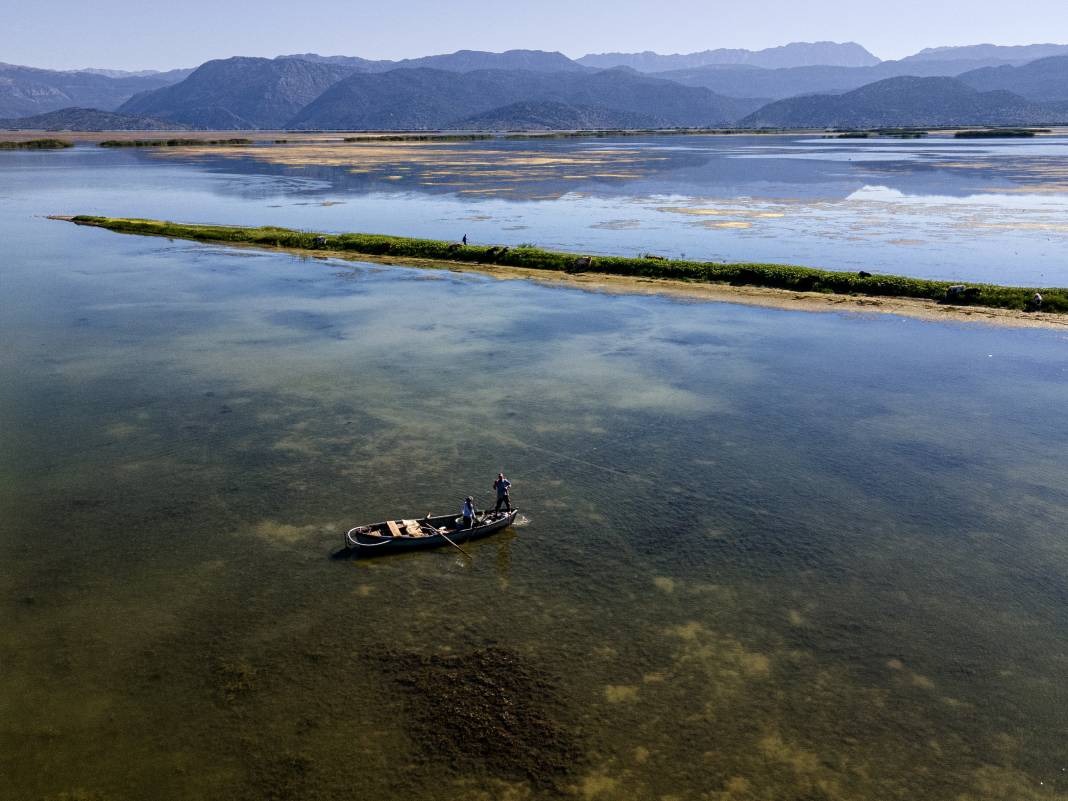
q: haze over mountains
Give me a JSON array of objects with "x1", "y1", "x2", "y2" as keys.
[
  {"x1": 3, "y1": 42, "x2": 1068, "y2": 130},
  {"x1": 741, "y1": 76, "x2": 1068, "y2": 128},
  {"x1": 0, "y1": 62, "x2": 191, "y2": 119},
  {"x1": 278, "y1": 49, "x2": 586, "y2": 74},
  {"x1": 286, "y1": 66, "x2": 760, "y2": 130},
  {"x1": 576, "y1": 42, "x2": 881, "y2": 71}
]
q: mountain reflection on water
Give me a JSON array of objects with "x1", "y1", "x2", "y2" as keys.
[{"x1": 126, "y1": 133, "x2": 1068, "y2": 285}]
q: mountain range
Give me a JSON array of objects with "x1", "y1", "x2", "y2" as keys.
[
  {"x1": 277, "y1": 49, "x2": 586, "y2": 74},
  {"x1": 900, "y1": 43, "x2": 1068, "y2": 65},
  {"x1": 741, "y1": 76, "x2": 1068, "y2": 128},
  {"x1": 286, "y1": 66, "x2": 760, "y2": 130},
  {"x1": 0, "y1": 62, "x2": 190, "y2": 119},
  {"x1": 4, "y1": 43, "x2": 1068, "y2": 131},
  {"x1": 655, "y1": 53, "x2": 1068, "y2": 101},
  {"x1": 577, "y1": 42, "x2": 880, "y2": 71}
]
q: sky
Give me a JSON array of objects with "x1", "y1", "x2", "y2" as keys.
[{"x1": 4, "y1": 0, "x2": 1068, "y2": 71}]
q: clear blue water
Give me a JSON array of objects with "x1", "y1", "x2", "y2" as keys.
[
  {"x1": 18, "y1": 133, "x2": 1067, "y2": 285},
  {"x1": 2, "y1": 141, "x2": 1067, "y2": 800}
]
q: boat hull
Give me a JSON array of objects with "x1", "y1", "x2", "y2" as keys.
[{"x1": 345, "y1": 509, "x2": 518, "y2": 555}]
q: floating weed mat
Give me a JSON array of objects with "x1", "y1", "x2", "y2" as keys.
[
  {"x1": 62, "y1": 216, "x2": 1068, "y2": 313},
  {"x1": 0, "y1": 138, "x2": 73, "y2": 149},
  {"x1": 98, "y1": 138, "x2": 254, "y2": 148},
  {"x1": 381, "y1": 646, "x2": 584, "y2": 790}
]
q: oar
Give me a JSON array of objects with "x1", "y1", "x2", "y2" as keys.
[{"x1": 421, "y1": 522, "x2": 472, "y2": 558}]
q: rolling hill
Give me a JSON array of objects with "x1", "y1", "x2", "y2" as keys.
[
  {"x1": 0, "y1": 107, "x2": 187, "y2": 130},
  {"x1": 287, "y1": 67, "x2": 759, "y2": 129},
  {"x1": 899, "y1": 43, "x2": 1068, "y2": 65},
  {"x1": 452, "y1": 101, "x2": 661, "y2": 130},
  {"x1": 959, "y1": 55, "x2": 1068, "y2": 102},
  {"x1": 655, "y1": 56, "x2": 1055, "y2": 100},
  {"x1": 740, "y1": 76, "x2": 1067, "y2": 128}
]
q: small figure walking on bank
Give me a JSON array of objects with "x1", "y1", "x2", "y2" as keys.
[
  {"x1": 1029, "y1": 292, "x2": 1043, "y2": 311},
  {"x1": 493, "y1": 472, "x2": 512, "y2": 513},
  {"x1": 462, "y1": 234, "x2": 468, "y2": 246}
]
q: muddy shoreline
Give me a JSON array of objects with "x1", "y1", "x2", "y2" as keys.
[{"x1": 344, "y1": 250, "x2": 1068, "y2": 330}]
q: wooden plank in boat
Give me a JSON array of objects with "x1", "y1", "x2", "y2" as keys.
[{"x1": 386, "y1": 520, "x2": 403, "y2": 538}]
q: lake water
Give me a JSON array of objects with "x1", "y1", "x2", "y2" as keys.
[
  {"x1": 15, "y1": 132, "x2": 1068, "y2": 284},
  {"x1": 2, "y1": 137, "x2": 1067, "y2": 801}
]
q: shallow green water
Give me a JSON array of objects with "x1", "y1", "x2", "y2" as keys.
[{"x1": 2, "y1": 151, "x2": 1068, "y2": 801}]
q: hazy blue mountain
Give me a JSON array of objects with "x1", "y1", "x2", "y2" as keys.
[
  {"x1": 900, "y1": 43, "x2": 1068, "y2": 65},
  {"x1": 577, "y1": 42, "x2": 880, "y2": 72},
  {"x1": 276, "y1": 53, "x2": 394, "y2": 71},
  {"x1": 76, "y1": 68, "x2": 194, "y2": 80},
  {"x1": 277, "y1": 49, "x2": 585, "y2": 73},
  {"x1": 453, "y1": 101, "x2": 661, "y2": 130},
  {"x1": 118, "y1": 57, "x2": 355, "y2": 129},
  {"x1": 655, "y1": 56, "x2": 1046, "y2": 100},
  {"x1": 289, "y1": 67, "x2": 753, "y2": 129},
  {"x1": 959, "y1": 55, "x2": 1068, "y2": 102},
  {"x1": 0, "y1": 107, "x2": 188, "y2": 130},
  {"x1": 741, "y1": 76, "x2": 1066, "y2": 128},
  {"x1": 0, "y1": 62, "x2": 189, "y2": 118},
  {"x1": 397, "y1": 50, "x2": 585, "y2": 73}
]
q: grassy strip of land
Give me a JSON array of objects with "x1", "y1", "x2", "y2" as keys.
[
  {"x1": 99, "y1": 138, "x2": 255, "y2": 148},
  {"x1": 0, "y1": 138, "x2": 73, "y2": 150},
  {"x1": 62, "y1": 216, "x2": 1067, "y2": 313}
]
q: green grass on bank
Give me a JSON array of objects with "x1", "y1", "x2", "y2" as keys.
[
  {"x1": 64, "y1": 216, "x2": 1067, "y2": 314},
  {"x1": 0, "y1": 139, "x2": 73, "y2": 150},
  {"x1": 98, "y1": 138, "x2": 255, "y2": 148}
]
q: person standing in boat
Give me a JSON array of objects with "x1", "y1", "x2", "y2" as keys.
[
  {"x1": 461, "y1": 496, "x2": 476, "y2": 529},
  {"x1": 493, "y1": 472, "x2": 512, "y2": 513}
]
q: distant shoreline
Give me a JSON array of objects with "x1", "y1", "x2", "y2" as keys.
[
  {"x1": 7, "y1": 126, "x2": 1068, "y2": 145},
  {"x1": 52, "y1": 215, "x2": 1068, "y2": 329}
]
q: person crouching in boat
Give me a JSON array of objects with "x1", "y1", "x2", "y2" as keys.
[
  {"x1": 461, "y1": 496, "x2": 476, "y2": 529},
  {"x1": 493, "y1": 472, "x2": 512, "y2": 513}
]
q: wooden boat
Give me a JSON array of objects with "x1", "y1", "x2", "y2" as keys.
[{"x1": 344, "y1": 508, "x2": 519, "y2": 554}]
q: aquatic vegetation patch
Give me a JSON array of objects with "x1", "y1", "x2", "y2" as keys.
[
  {"x1": 344, "y1": 133, "x2": 497, "y2": 142},
  {"x1": 828, "y1": 129, "x2": 928, "y2": 139},
  {"x1": 954, "y1": 129, "x2": 1045, "y2": 138},
  {"x1": 0, "y1": 138, "x2": 73, "y2": 149},
  {"x1": 213, "y1": 657, "x2": 259, "y2": 700},
  {"x1": 63, "y1": 216, "x2": 1068, "y2": 314},
  {"x1": 380, "y1": 646, "x2": 584, "y2": 789},
  {"x1": 145, "y1": 140, "x2": 664, "y2": 196},
  {"x1": 98, "y1": 138, "x2": 254, "y2": 148}
]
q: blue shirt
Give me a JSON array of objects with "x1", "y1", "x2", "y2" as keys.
[
  {"x1": 462, "y1": 500, "x2": 475, "y2": 518},
  {"x1": 494, "y1": 478, "x2": 511, "y2": 497}
]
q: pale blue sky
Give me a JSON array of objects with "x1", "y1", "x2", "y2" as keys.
[{"x1": 5, "y1": 0, "x2": 1067, "y2": 71}]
